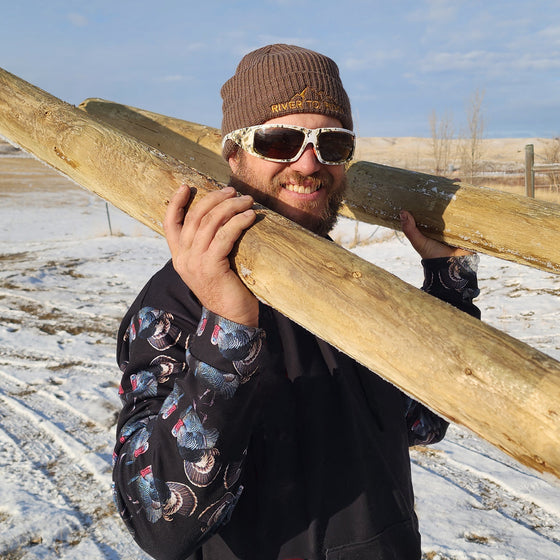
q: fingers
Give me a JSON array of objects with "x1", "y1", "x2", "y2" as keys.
[
  {"x1": 207, "y1": 205, "x2": 256, "y2": 258},
  {"x1": 400, "y1": 210, "x2": 473, "y2": 259},
  {"x1": 162, "y1": 184, "x2": 259, "y2": 326},
  {"x1": 163, "y1": 184, "x2": 191, "y2": 253},
  {"x1": 164, "y1": 185, "x2": 255, "y2": 256},
  {"x1": 399, "y1": 210, "x2": 428, "y2": 256},
  {"x1": 190, "y1": 189, "x2": 254, "y2": 253}
]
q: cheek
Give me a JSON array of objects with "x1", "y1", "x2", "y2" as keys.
[
  {"x1": 250, "y1": 157, "x2": 286, "y2": 182},
  {"x1": 327, "y1": 166, "x2": 346, "y2": 191},
  {"x1": 330, "y1": 165, "x2": 346, "y2": 181},
  {"x1": 231, "y1": 152, "x2": 285, "y2": 184}
]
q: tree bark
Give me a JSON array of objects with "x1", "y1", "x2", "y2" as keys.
[
  {"x1": 2, "y1": 67, "x2": 560, "y2": 479},
  {"x1": 79, "y1": 98, "x2": 560, "y2": 275}
]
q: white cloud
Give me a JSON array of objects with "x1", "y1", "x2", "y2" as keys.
[
  {"x1": 182, "y1": 42, "x2": 207, "y2": 54},
  {"x1": 67, "y1": 13, "x2": 88, "y2": 27},
  {"x1": 420, "y1": 50, "x2": 498, "y2": 72},
  {"x1": 418, "y1": 47, "x2": 560, "y2": 78},
  {"x1": 408, "y1": 0, "x2": 466, "y2": 25},
  {"x1": 424, "y1": 0, "x2": 462, "y2": 23},
  {"x1": 537, "y1": 24, "x2": 560, "y2": 46},
  {"x1": 514, "y1": 52, "x2": 560, "y2": 71}
]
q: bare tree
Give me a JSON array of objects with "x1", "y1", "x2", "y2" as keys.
[
  {"x1": 430, "y1": 109, "x2": 455, "y2": 174},
  {"x1": 460, "y1": 88, "x2": 485, "y2": 184}
]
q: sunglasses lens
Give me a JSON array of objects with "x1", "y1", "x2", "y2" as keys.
[
  {"x1": 253, "y1": 127, "x2": 305, "y2": 160},
  {"x1": 248, "y1": 126, "x2": 355, "y2": 164},
  {"x1": 318, "y1": 131, "x2": 355, "y2": 163}
]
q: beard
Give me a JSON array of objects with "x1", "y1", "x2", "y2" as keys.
[{"x1": 229, "y1": 153, "x2": 347, "y2": 238}]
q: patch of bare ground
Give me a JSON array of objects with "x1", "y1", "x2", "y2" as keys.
[{"x1": 422, "y1": 553, "x2": 459, "y2": 560}]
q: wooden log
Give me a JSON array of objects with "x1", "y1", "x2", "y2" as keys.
[
  {"x1": 2, "y1": 67, "x2": 560, "y2": 479},
  {"x1": 343, "y1": 161, "x2": 560, "y2": 274},
  {"x1": 79, "y1": 98, "x2": 560, "y2": 275},
  {"x1": 78, "y1": 98, "x2": 231, "y2": 185}
]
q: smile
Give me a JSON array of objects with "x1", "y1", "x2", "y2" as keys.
[{"x1": 283, "y1": 183, "x2": 322, "y2": 194}]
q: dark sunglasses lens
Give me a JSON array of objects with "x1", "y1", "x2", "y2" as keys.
[
  {"x1": 253, "y1": 128, "x2": 305, "y2": 160},
  {"x1": 318, "y1": 131, "x2": 354, "y2": 162}
]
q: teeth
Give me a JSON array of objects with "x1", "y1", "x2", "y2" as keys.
[{"x1": 284, "y1": 183, "x2": 320, "y2": 194}]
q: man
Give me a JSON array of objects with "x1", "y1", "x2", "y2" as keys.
[{"x1": 113, "y1": 44, "x2": 480, "y2": 560}]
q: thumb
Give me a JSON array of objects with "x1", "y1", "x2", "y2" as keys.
[
  {"x1": 399, "y1": 210, "x2": 429, "y2": 257},
  {"x1": 400, "y1": 210, "x2": 473, "y2": 258}
]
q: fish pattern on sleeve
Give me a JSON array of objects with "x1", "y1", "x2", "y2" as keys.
[{"x1": 112, "y1": 304, "x2": 265, "y2": 558}]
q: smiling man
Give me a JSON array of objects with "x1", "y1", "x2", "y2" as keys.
[
  {"x1": 227, "y1": 114, "x2": 349, "y2": 236},
  {"x1": 113, "y1": 44, "x2": 480, "y2": 560}
]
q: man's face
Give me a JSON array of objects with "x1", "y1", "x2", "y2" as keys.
[{"x1": 228, "y1": 113, "x2": 348, "y2": 237}]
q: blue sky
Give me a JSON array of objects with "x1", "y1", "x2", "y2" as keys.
[{"x1": 2, "y1": 0, "x2": 559, "y2": 138}]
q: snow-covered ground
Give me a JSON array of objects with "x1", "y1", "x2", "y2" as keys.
[{"x1": 0, "y1": 154, "x2": 559, "y2": 560}]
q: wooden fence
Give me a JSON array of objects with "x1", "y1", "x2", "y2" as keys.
[{"x1": 525, "y1": 143, "x2": 560, "y2": 197}]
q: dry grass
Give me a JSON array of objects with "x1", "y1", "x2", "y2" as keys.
[{"x1": 355, "y1": 136, "x2": 560, "y2": 205}]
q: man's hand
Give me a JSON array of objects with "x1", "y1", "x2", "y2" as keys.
[
  {"x1": 400, "y1": 210, "x2": 473, "y2": 259},
  {"x1": 164, "y1": 185, "x2": 259, "y2": 327}
]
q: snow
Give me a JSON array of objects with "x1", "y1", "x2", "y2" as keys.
[{"x1": 1, "y1": 154, "x2": 559, "y2": 559}]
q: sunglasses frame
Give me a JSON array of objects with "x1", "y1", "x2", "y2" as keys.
[{"x1": 222, "y1": 124, "x2": 356, "y2": 165}]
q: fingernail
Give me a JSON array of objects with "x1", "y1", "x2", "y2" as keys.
[
  {"x1": 223, "y1": 186, "x2": 235, "y2": 194},
  {"x1": 178, "y1": 184, "x2": 187, "y2": 192}
]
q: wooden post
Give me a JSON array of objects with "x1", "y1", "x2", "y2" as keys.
[
  {"x1": 525, "y1": 143, "x2": 535, "y2": 198},
  {"x1": 79, "y1": 99, "x2": 560, "y2": 275},
  {"x1": 2, "y1": 67, "x2": 560, "y2": 479}
]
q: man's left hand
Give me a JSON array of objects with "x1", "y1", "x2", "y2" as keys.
[{"x1": 399, "y1": 210, "x2": 473, "y2": 259}]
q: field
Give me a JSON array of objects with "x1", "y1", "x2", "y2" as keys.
[
  {"x1": 356, "y1": 136, "x2": 560, "y2": 204},
  {"x1": 1, "y1": 142, "x2": 559, "y2": 560}
]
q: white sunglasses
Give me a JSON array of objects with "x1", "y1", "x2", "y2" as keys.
[{"x1": 222, "y1": 124, "x2": 355, "y2": 165}]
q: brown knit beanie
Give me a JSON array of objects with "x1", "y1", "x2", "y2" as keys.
[{"x1": 221, "y1": 44, "x2": 352, "y2": 160}]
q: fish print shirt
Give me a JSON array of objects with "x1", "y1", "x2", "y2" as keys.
[{"x1": 113, "y1": 255, "x2": 480, "y2": 560}]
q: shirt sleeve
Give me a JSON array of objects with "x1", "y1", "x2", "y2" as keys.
[
  {"x1": 405, "y1": 254, "x2": 481, "y2": 446},
  {"x1": 421, "y1": 254, "x2": 481, "y2": 318},
  {"x1": 112, "y1": 304, "x2": 265, "y2": 560}
]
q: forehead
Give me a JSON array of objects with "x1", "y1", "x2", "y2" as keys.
[{"x1": 263, "y1": 112, "x2": 343, "y2": 129}]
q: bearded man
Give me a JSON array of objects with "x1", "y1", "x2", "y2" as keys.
[{"x1": 113, "y1": 44, "x2": 480, "y2": 560}]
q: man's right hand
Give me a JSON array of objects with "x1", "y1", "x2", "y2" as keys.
[{"x1": 164, "y1": 185, "x2": 259, "y2": 327}]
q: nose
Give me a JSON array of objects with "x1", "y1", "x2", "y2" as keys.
[{"x1": 289, "y1": 143, "x2": 322, "y2": 175}]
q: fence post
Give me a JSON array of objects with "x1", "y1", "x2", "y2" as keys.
[{"x1": 525, "y1": 144, "x2": 535, "y2": 198}]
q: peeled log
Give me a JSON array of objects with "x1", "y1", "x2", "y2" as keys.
[
  {"x1": 1, "y1": 67, "x2": 560, "y2": 479},
  {"x1": 78, "y1": 97, "x2": 231, "y2": 185},
  {"x1": 79, "y1": 98, "x2": 560, "y2": 275},
  {"x1": 343, "y1": 162, "x2": 560, "y2": 275}
]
